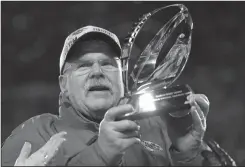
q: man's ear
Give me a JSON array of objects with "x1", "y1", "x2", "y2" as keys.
[{"x1": 59, "y1": 75, "x2": 68, "y2": 94}]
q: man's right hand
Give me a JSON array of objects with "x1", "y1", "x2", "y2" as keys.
[
  {"x1": 98, "y1": 104, "x2": 141, "y2": 164},
  {"x1": 14, "y1": 131, "x2": 67, "y2": 166}
]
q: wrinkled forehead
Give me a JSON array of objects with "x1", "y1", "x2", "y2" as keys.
[{"x1": 66, "y1": 39, "x2": 119, "y2": 63}]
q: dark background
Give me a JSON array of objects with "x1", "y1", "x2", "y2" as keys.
[{"x1": 1, "y1": 1, "x2": 245, "y2": 165}]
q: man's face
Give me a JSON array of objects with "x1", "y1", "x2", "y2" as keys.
[{"x1": 60, "y1": 42, "x2": 123, "y2": 120}]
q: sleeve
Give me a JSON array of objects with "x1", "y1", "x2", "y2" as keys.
[
  {"x1": 67, "y1": 136, "x2": 123, "y2": 166},
  {"x1": 169, "y1": 142, "x2": 208, "y2": 166},
  {"x1": 169, "y1": 139, "x2": 237, "y2": 166}
]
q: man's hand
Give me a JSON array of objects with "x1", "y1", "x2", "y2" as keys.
[
  {"x1": 168, "y1": 94, "x2": 210, "y2": 155},
  {"x1": 14, "y1": 131, "x2": 67, "y2": 166},
  {"x1": 98, "y1": 104, "x2": 141, "y2": 164}
]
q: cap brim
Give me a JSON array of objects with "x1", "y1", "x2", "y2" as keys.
[{"x1": 68, "y1": 31, "x2": 121, "y2": 58}]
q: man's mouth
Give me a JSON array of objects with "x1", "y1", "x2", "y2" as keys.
[{"x1": 88, "y1": 85, "x2": 111, "y2": 92}]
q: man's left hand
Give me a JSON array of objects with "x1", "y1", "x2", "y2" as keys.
[{"x1": 171, "y1": 93, "x2": 210, "y2": 154}]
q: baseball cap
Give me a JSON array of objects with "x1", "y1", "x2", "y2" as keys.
[{"x1": 59, "y1": 25, "x2": 122, "y2": 74}]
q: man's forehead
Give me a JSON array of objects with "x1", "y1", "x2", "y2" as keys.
[{"x1": 77, "y1": 52, "x2": 115, "y2": 62}]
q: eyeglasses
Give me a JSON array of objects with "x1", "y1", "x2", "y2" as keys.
[{"x1": 63, "y1": 57, "x2": 121, "y2": 75}]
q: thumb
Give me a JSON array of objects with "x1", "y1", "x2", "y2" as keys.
[
  {"x1": 117, "y1": 97, "x2": 129, "y2": 106},
  {"x1": 18, "y1": 142, "x2": 32, "y2": 160}
]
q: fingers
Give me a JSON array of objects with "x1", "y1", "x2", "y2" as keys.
[
  {"x1": 190, "y1": 106, "x2": 205, "y2": 139},
  {"x1": 117, "y1": 97, "x2": 129, "y2": 105},
  {"x1": 188, "y1": 94, "x2": 210, "y2": 117},
  {"x1": 117, "y1": 130, "x2": 141, "y2": 139},
  {"x1": 111, "y1": 120, "x2": 140, "y2": 139},
  {"x1": 121, "y1": 138, "x2": 141, "y2": 148},
  {"x1": 194, "y1": 101, "x2": 206, "y2": 127},
  {"x1": 185, "y1": 94, "x2": 208, "y2": 142},
  {"x1": 30, "y1": 131, "x2": 67, "y2": 165},
  {"x1": 16, "y1": 142, "x2": 32, "y2": 164},
  {"x1": 112, "y1": 120, "x2": 140, "y2": 132},
  {"x1": 187, "y1": 93, "x2": 208, "y2": 128},
  {"x1": 104, "y1": 104, "x2": 134, "y2": 121}
]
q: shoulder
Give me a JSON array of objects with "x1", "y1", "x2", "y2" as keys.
[
  {"x1": 2, "y1": 113, "x2": 59, "y2": 154},
  {"x1": 1, "y1": 113, "x2": 58, "y2": 166},
  {"x1": 12, "y1": 113, "x2": 58, "y2": 134}
]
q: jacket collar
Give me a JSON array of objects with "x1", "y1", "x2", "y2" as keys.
[{"x1": 58, "y1": 93, "x2": 99, "y2": 132}]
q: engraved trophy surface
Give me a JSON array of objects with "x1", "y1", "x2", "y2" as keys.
[{"x1": 119, "y1": 4, "x2": 194, "y2": 152}]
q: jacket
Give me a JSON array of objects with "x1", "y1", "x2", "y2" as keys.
[{"x1": 1, "y1": 95, "x2": 235, "y2": 166}]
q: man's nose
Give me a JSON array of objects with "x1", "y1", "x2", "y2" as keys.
[{"x1": 89, "y1": 62, "x2": 104, "y2": 78}]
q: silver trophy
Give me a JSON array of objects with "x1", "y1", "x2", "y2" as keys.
[{"x1": 118, "y1": 4, "x2": 194, "y2": 152}]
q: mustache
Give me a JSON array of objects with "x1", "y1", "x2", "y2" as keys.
[{"x1": 84, "y1": 78, "x2": 112, "y2": 91}]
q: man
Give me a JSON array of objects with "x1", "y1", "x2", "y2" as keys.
[{"x1": 2, "y1": 26, "x2": 235, "y2": 166}]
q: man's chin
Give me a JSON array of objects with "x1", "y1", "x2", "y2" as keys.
[{"x1": 86, "y1": 98, "x2": 114, "y2": 113}]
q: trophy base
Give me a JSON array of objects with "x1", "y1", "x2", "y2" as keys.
[{"x1": 118, "y1": 84, "x2": 193, "y2": 121}]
